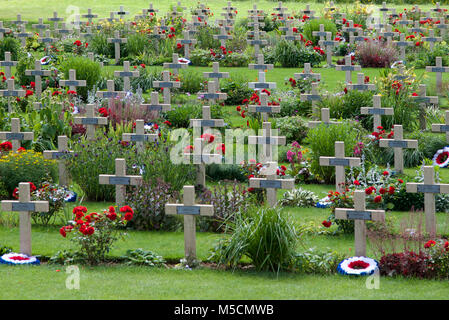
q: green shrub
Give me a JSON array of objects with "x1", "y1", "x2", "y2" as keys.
[
  {"x1": 409, "y1": 43, "x2": 449, "y2": 69},
  {"x1": 274, "y1": 40, "x2": 323, "y2": 67},
  {"x1": 402, "y1": 131, "x2": 448, "y2": 168},
  {"x1": 60, "y1": 56, "x2": 101, "y2": 101},
  {"x1": 125, "y1": 33, "x2": 150, "y2": 57},
  {"x1": 0, "y1": 150, "x2": 57, "y2": 196},
  {"x1": 89, "y1": 33, "x2": 114, "y2": 57},
  {"x1": 221, "y1": 52, "x2": 251, "y2": 67},
  {"x1": 195, "y1": 25, "x2": 221, "y2": 50},
  {"x1": 294, "y1": 248, "x2": 346, "y2": 274},
  {"x1": 279, "y1": 188, "x2": 318, "y2": 207},
  {"x1": 303, "y1": 18, "x2": 338, "y2": 45},
  {"x1": 305, "y1": 120, "x2": 361, "y2": 184},
  {"x1": 163, "y1": 103, "x2": 203, "y2": 128},
  {"x1": 15, "y1": 54, "x2": 35, "y2": 86},
  {"x1": 206, "y1": 164, "x2": 246, "y2": 182},
  {"x1": 122, "y1": 249, "x2": 166, "y2": 267},
  {"x1": 221, "y1": 75, "x2": 253, "y2": 105},
  {"x1": 273, "y1": 116, "x2": 308, "y2": 143},
  {"x1": 210, "y1": 206, "x2": 298, "y2": 272},
  {"x1": 179, "y1": 69, "x2": 204, "y2": 93},
  {"x1": 0, "y1": 37, "x2": 21, "y2": 61},
  {"x1": 189, "y1": 48, "x2": 212, "y2": 66}
]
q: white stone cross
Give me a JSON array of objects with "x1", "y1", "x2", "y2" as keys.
[
  {"x1": 320, "y1": 141, "x2": 361, "y2": 193},
  {"x1": 394, "y1": 33, "x2": 413, "y2": 61},
  {"x1": 32, "y1": 18, "x2": 49, "y2": 32},
  {"x1": 426, "y1": 57, "x2": 449, "y2": 94},
  {"x1": 335, "y1": 190, "x2": 385, "y2": 256},
  {"x1": 108, "y1": 30, "x2": 127, "y2": 65},
  {"x1": 165, "y1": 185, "x2": 214, "y2": 264},
  {"x1": 48, "y1": 11, "x2": 64, "y2": 29},
  {"x1": 247, "y1": 23, "x2": 267, "y2": 57},
  {"x1": 408, "y1": 20, "x2": 425, "y2": 34},
  {"x1": 411, "y1": 84, "x2": 438, "y2": 130},
  {"x1": 114, "y1": 61, "x2": 139, "y2": 92},
  {"x1": 141, "y1": 91, "x2": 171, "y2": 115},
  {"x1": 203, "y1": 62, "x2": 229, "y2": 92},
  {"x1": 1, "y1": 183, "x2": 49, "y2": 256},
  {"x1": 0, "y1": 79, "x2": 25, "y2": 112},
  {"x1": 153, "y1": 70, "x2": 181, "y2": 104},
  {"x1": 406, "y1": 166, "x2": 449, "y2": 238},
  {"x1": 319, "y1": 32, "x2": 339, "y2": 67},
  {"x1": 248, "y1": 92, "x2": 280, "y2": 121},
  {"x1": 163, "y1": 53, "x2": 188, "y2": 76},
  {"x1": 55, "y1": 23, "x2": 72, "y2": 39},
  {"x1": 177, "y1": 31, "x2": 197, "y2": 59},
  {"x1": 99, "y1": 158, "x2": 142, "y2": 207},
  {"x1": 294, "y1": 62, "x2": 321, "y2": 82},
  {"x1": 25, "y1": 60, "x2": 52, "y2": 97},
  {"x1": 397, "y1": 13, "x2": 412, "y2": 27},
  {"x1": 190, "y1": 105, "x2": 225, "y2": 129},
  {"x1": 249, "y1": 161, "x2": 295, "y2": 207},
  {"x1": 361, "y1": 95, "x2": 394, "y2": 132},
  {"x1": 38, "y1": 30, "x2": 56, "y2": 53},
  {"x1": 249, "y1": 54, "x2": 274, "y2": 72},
  {"x1": 74, "y1": 104, "x2": 108, "y2": 140},
  {"x1": 313, "y1": 24, "x2": 328, "y2": 43},
  {"x1": 280, "y1": 20, "x2": 301, "y2": 41},
  {"x1": 0, "y1": 118, "x2": 33, "y2": 151},
  {"x1": 248, "y1": 122, "x2": 286, "y2": 163},
  {"x1": 0, "y1": 52, "x2": 18, "y2": 79},
  {"x1": 308, "y1": 108, "x2": 338, "y2": 128},
  {"x1": 198, "y1": 81, "x2": 227, "y2": 105},
  {"x1": 14, "y1": 25, "x2": 32, "y2": 47},
  {"x1": 43, "y1": 135, "x2": 73, "y2": 187},
  {"x1": 422, "y1": 29, "x2": 442, "y2": 51},
  {"x1": 82, "y1": 8, "x2": 98, "y2": 24},
  {"x1": 300, "y1": 82, "x2": 321, "y2": 116},
  {"x1": 214, "y1": 26, "x2": 233, "y2": 47},
  {"x1": 96, "y1": 79, "x2": 126, "y2": 101},
  {"x1": 59, "y1": 69, "x2": 86, "y2": 93},
  {"x1": 347, "y1": 73, "x2": 376, "y2": 92},
  {"x1": 379, "y1": 2, "x2": 392, "y2": 24},
  {"x1": 113, "y1": 5, "x2": 130, "y2": 19},
  {"x1": 248, "y1": 71, "x2": 276, "y2": 91},
  {"x1": 379, "y1": 125, "x2": 418, "y2": 173},
  {"x1": 432, "y1": 110, "x2": 449, "y2": 143},
  {"x1": 379, "y1": 24, "x2": 399, "y2": 44},
  {"x1": 343, "y1": 20, "x2": 363, "y2": 44},
  {"x1": 11, "y1": 14, "x2": 28, "y2": 27},
  {"x1": 0, "y1": 21, "x2": 11, "y2": 39},
  {"x1": 122, "y1": 119, "x2": 158, "y2": 153},
  {"x1": 335, "y1": 55, "x2": 361, "y2": 84}
]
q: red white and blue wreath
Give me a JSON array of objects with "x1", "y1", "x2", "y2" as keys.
[
  {"x1": 337, "y1": 256, "x2": 378, "y2": 276},
  {"x1": 0, "y1": 253, "x2": 40, "y2": 265},
  {"x1": 432, "y1": 146, "x2": 449, "y2": 168}
]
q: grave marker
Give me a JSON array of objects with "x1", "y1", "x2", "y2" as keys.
[
  {"x1": 0, "y1": 118, "x2": 33, "y2": 151},
  {"x1": 0, "y1": 78, "x2": 25, "y2": 112},
  {"x1": 0, "y1": 51, "x2": 17, "y2": 78},
  {"x1": 411, "y1": 84, "x2": 438, "y2": 130},
  {"x1": 153, "y1": 70, "x2": 181, "y2": 104},
  {"x1": 347, "y1": 73, "x2": 376, "y2": 92},
  {"x1": 319, "y1": 32, "x2": 338, "y2": 67},
  {"x1": 361, "y1": 95, "x2": 394, "y2": 132},
  {"x1": 248, "y1": 92, "x2": 280, "y2": 121},
  {"x1": 114, "y1": 61, "x2": 139, "y2": 92},
  {"x1": 43, "y1": 136, "x2": 73, "y2": 186},
  {"x1": 25, "y1": 60, "x2": 52, "y2": 97},
  {"x1": 432, "y1": 110, "x2": 449, "y2": 143},
  {"x1": 335, "y1": 55, "x2": 361, "y2": 84},
  {"x1": 59, "y1": 69, "x2": 86, "y2": 92},
  {"x1": 122, "y1": 119, "x2": 158, "y2": 153},
  {"x1": 108, "y1": 31, "x2": 127, "y2": 65},
  {"x1": 248, "y1": 122, "x2": 286, "y2": 163},
  {"x1": 425, "y1": 57, "x2": 449, "y2": 94},
  {"x1": 74, "y1": 104, "x2": 108, "y2": 140},
  {"x1": 203, "y1": 62, "x2": 229, "y2": 92},
  {"x1": 308, "y1": 108, "x2": 338, "y2": 128}
]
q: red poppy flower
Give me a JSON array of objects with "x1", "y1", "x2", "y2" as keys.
[
  {"x1": 374, "y1": 195, "x2": 382, "y2": 203},
  {"x1": 424, "y1": 240, "x2": 436, "y2": 248},
  {"x1": 322, "y1": 220, "x2": 332, "y2": 228}
]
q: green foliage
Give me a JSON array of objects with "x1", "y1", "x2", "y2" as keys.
[
  {"x1": 0, "y1": 181, "x2": 9, "y2": 200},
  {"x1": 279, "y1": 188, "x2": 318, "y2": 207},
  {"x1": 210, "y1": 206, "x2": 298, "y2": 272},
  {"x1": 409, "y1": 43, "x2": 449, "y2": 69},
  {"x1": 305, "y1": 121, "x2": 361, "y2": 183},
  {"x1": 272, "y1": 40, "x2": 323, "y2": 68},
  {"x1": 66, "y1": 132, "x2": 138, "y2": 201},
  {"x1": 0, "y1": 245, "x2": 12, "y2": 256},
  {"x1": 220, "y1": 52, "x2": 251, "y2": 67},
  {"x1": 189, "y1": 48, "x2": 212, "y2": 66},
  {"x1": 293, "y1": 248, "x2": 346, "y2": 274},
  {"x1": 273, "y1": 116, "x2": 308, "y2": 143},
  {"x1": 0, "y1": 150, "x2": 57, "y2": 196},
  {"x1": 122, "y1": 249, "x2": 167, "y2": 267},
  {"x1": 403, "y1": 131, "x2": 448, "y2": 168},
  {"x1": 303, "y1": 18, "x2": 337, "y2": 45},
  {"x1": 195, "y1": 26, "x2": 221, "y2": 50},
  {"x1": 89, "y1": 33, "x2": 113, "y2": 57},
  {"x1": 164, "y1": 102, "x2": 227, "y2": 129},
  {"x1": 125, "y1": 33, "x2": 150, "y2": 57},
  {"x1": 206, "y1": 164, "x2": 246, "y2": 182},
  {"x1": 0, "y1": 37, "x2": 21, "y2": 61},
  {"x1": 179, "y1": 69, "x2": 204, "y2": 93},
  {"x1": 221, "y1": 74, "x2": 253, "y2": 105},
  {"x1": 15, "y1": 54, "x2": 35, "y2": 86},
  {"x1": 60, "y1": 55, "x2": 101, "y2": 100}
]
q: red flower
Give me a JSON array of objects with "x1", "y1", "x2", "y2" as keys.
[
  {"x1": 52, "y1": 90, "x2": 62, "y2": 96},
  {"x1": 216, "y1": 143, "x2": 225, "y2": 154},
  {"x1": 424, "y1": 240, "x2": 436, "y2": 248},
  {"x1": 398, "y1": 179, "x2": 404, "y2": 184},
  {"x1": 140, "y1": 64, "x2": 146, "y2": 68},
  {"x1": 0, "y1": 141, "x2": 12, "y2": 151},
  {"x1": 86, "y1": 226, "x2": 95, "y2": 235},
  {"x1": 388, "y1": 186, "x2": 395, "y2": 195},
  {"x1": 348, "y1": 260, "x2": 370, "y2": 269},
  {"x1": 322, "y1": 220, "x2": 332, "y2": 228},
  {"x1": 374, "y1": 195, "x2": 382, "y2": 203},
  {"x1": 354, "y1": 180, "x2": 360, "y2": 186},
  {"x1": 73, "y1": 40, "x2": 82, "y2": 47},
  {"x1": 236, "y1": 106, "x2": 241, "y2": 112},
  {"x1": 379, "y1": 187, "x2": 386, "y2": 195},
  {"x1": 383, "y1": 171, "x2": 389, "y2": 176},
  {"x1": 164, "y1": 120, "x2": 171, "y2": 126},
  {"x1": 98, "y1": 107, "x2": 108, "y2": 117},
  {"x1": 120, "y1": 205, "x2": 134, "y2": 221},
  {"x1": 59, "y1": 227, "x2": 67, "y2": 237},
  {"x1": 365, "y1": 187, "x2": 373, "y2": 195},
  {"x1": 412, "y1": 92, "x2": 418, "y2": 96}
]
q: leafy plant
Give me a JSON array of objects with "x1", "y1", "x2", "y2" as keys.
[
  {"x1": 355, "y1": 40, "x2": 399, "y2": 68},
  {"x1": 122, "y1": 248, "x2": 166, "y2": 267},
  {"x1": 293, "y1": 248, "x2": 346, "y2": 274},
  {"x1": 279, "y1": 188, "x2": 318, "y2": 207},
  {"x1": 303, "y1": 18, "x2": 338, "y2": 45},
  {"x1": 273, "y1": 116, "x2": 308, "y2": 143}
]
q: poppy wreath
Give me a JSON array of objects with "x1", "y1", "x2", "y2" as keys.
[
  {"x1": 337, "y1": 256, "x2": 379, "y2": 276},
  {"x1": 432, "y1": 146, "x2": 449, "y2": 168},
  {"x1": 0, "y1": 253, "x2": 40, "y2": 265}
]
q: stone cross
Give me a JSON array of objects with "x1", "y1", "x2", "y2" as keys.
[
  {"x1": 273, "y1": 1, "x2": 289, "y2": 20},
  {"x1": 249, "y1": 54, "x2": 274, "y2": 72},
  {"x1": 422, "y1": 29, "x2": 441, "y2": 51},
  {"x1": 320, "y1": 141, "x2": 361, "y2": 193},
  {"x1": 308, "y1": 108, "x2": 338, "y2": 128},
  {"x1": 379, "y1": 125, "x2": 418, "y2": 173},
  {"x1": 11, "y1": 14, "x2": 28, "y2": 27},
  {"x1": 397, "y1": 13, "x2": 412, "y2": 27},
  {"x1": 163, "y1": 53, "x2": 188, "y2": 76},
  {"x1": 214, "y1": 26, "x2": 233, "y2": 47},
  {"x1": 113, "y1": 5, "x2": 130, "y2": 20},
  {"x1": 393, "y1": 63, "x2": 410, "y2": 82},
  {"x1": 114, "y1": 61, "x2": 139, "y2": 92},
  {"x1": 141, "y1": 91, "x2": 171, "y2": 116},
  {"x1": 186, "y1": 137, "x2": 222, "y2": 188},
  {"x1": 248, "y1": 71, "x2": 276, "y2": 91},
  {"x1": 122, "y1": 119, "x2": 158, "y2": 153},
  {"x1": 32, "y1": 18, "x2": 49, "y2": 32},
  {"x1": 0, "y1": 118, "x2": 33, "y2": 151},
  {"x1": 335, "y1": 55, "x2": 361, "y2": 84},
  {"x1": 347, "y1": 73, "x2": 376, "y2": 92},
  {"x1": 379, "y1": 2, "x2": 392, "y2": 24},
  {"x1": 335, "y1": 190, "x2": 385, "y2": 256},
  {"x1": 426, "y1": 57, "x2": 449, "y2": 94},
  {"x1": 203, "y1": 62, "x2": 229, "y2": 92},
  {"x1": 411, "y1": 84, "x2": 438, "y2": 130},
  {"x1": 153, "y1": 70, "x2": 181, "y2": 104},
  {"x1": 147, "y1": 3, "x2": 159, "y2": 14},
  {"x1": 394, "y1": 33, "x2": 413, "y2": 61},
  {"x1": 108, "y1": 31, "x2": 127, "y2": 65},
  {"x1": 1, "y1": 183, "x2": 49, "y2": 256},
  {"x1": 247, "y1": 24, "x2": 267, "y2": 57},
  {"x1": 74, "y1": 104, "x2": 108, "y2": 140},
  {"x1": 294, "y1": 63, "x2": 321, "y2": 82},
  {"x1": 38, "y1": 30, "x2": 56, "y2": 53},
  {"x1": 408, "y1": 20, "x2": 425, "y2": 34},
  {"x1": 14, "y1": 25, "x2": 32, "y2": 47},
  {"x1": 190, "y1": 105, "x2": 225, "y2": 130},
  {"x1": 248, "y1": 122, "x2": 286, "y2": 163},
  {"x1": 96, "y1": 80, "x2": 126, "y2": 103},
  {"x1": 171, "y1": 1, "x2": 187, "y2": 18},
  {"x1": 0, "y1": 79, "x2": 25, "y2": 112},
  {"x1": 177, "y1": 30, "x2": 197, "y2": 59},
  {"x1": 43, "y1": 136, "x2": 73, "y2": 187},
  {"x1": 0, "y1": 21, "x2": 11, "y2": 39},
  {"x1": 432, "y1": 110, "x2": 449, "y2": 143},
  {"x1": 248, "y1": 92, "x2": 280, "y2": 121},
  {"x1": 55, "y1": 23, "x2": 72, "y2": 39},
  {"x1": 25, "y1": 60, "x2": 51, "y2": 97},
  {"x1": 319, "y1": 32, "x2": 339, "y2": 67},
  {"x1": 380, "y1": 24, "x2": 399, "y2": 44},
  {"x1": 406, "y1": 166, "x2": 449, "y2": 238},
  {"x1": 313, "y1": 24, "x2": 327, "y2": 43},
  {"x1": 105, "y1": 12, "x2": 118, "y2": 23},
  {"x1": 199, "y1": 81, "x2": 227, "y2": 105},
  {"x1": 343, "y1": 20, "x2": 362, "y2": 45},
  {"x1": 301, "y1": 4, "x2": 315, "y2": 19},
  {"x1": 165, "y1": 185, "x2": 214, "y2": 264},
  {"x1": 82, "y1": 8, "x2": 98, "y2": 24},
  {"x1": 249, "y1": 161, "x2": 294, "y2": 207},
  {"x1": 300, "y1": 82, "x2": 321, "y2": 117},
  {"x1": 361, "y1": 95, "x2": 394, "y2": 132},
  {"x1": 48, "y1": 11, "x2": 64, "y2": 30},
  {"x1": 99, "y1": 158, "x2": 142, "y2": 207},
  {"x1": 59, "y1": 69, "x2": 86, "y2": 93},
  {"x1": 436, "y1": 20, "x2": 449, "y2": 37},
  {"x1": 0, "y1": 51, "x2": 18, "y2": 78},
  {"x1": 280, "y1": 20, "x2": 300, "y2": 41}
]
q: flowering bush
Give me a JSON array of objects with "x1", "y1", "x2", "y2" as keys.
[
  {"x1": 379, "y1": 250, "x2": 433, "y2": 278},
  {"x1": 285, "y1": 141, "x2": 315, "y2": 184},
  {"x1": 59, "y1": 205, "x2": 134, "y2": 265},
  {"x1": 30, "y1": 182, "x2": 67, "y2": 226},
  {"x1": 425, "y1": 239, "x2": 449, "y2": 279}
]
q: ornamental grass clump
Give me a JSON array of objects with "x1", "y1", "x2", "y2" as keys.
[
  {"x1": 211, "y1": 206, "x2": 298, "y2": 272},
  {"x1": 355, "y1": 40, "x2": 399, "y2": 68},
  {"x1": 59, "y1": 205, "x2": 134, "y2": 265}
]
